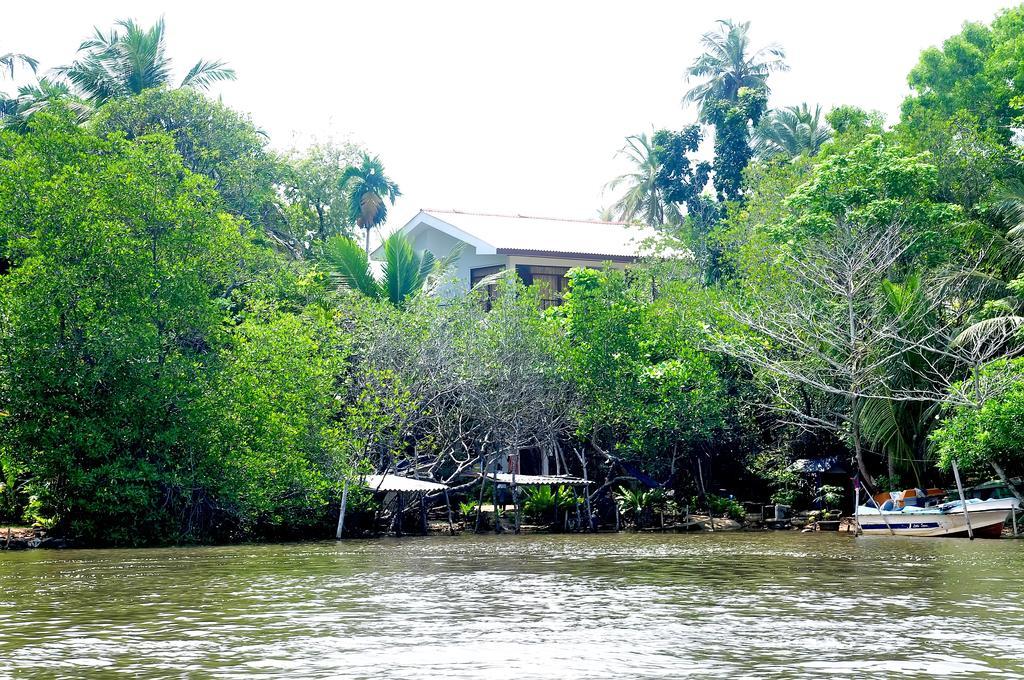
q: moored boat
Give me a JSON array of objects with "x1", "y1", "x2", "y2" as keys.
[{"x1": 856, "y1": 496, "x2": 1019, "y2": 537}]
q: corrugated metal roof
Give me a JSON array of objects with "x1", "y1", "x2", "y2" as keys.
[
  {"x1": 363, "y1": 474, "x2": 448, "y2": 492},
  {"x1": 481, "y1": 473, "x2": 593, "y2": 486},
  {"x1": 381, "y1": 209, "x2": 663, "y2": 260}
]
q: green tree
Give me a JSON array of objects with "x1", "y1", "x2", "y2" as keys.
[
  {"x1": 779, "y1": 134, "x2": 969, "y2": 263},
  {"x1": 684, "y1": 19, "x2": 787, "y2": 202},
  {"x1": 91, "y1": 89, "x2": 284, "y2": 245},
  {"x1": 57, "y1": 18, "x2": 235, "y2": 106},
  {"x1": 605, "y1": 132, "x2": 679, "y2": 226},
  {"x1": 901, "y1": 7, "x2": 1024, "y2": 143},
  {"x1": 683, "y1": 19, "x2": 787, "y2": 119},
  {"x1": 556, "y1": 267, "x2": 726, "y2": 475},
  {"x1": 284, "y1": 141, "x2": 361, "y2": 242},
  {"x1": 200, "y1": 308, "x2": 352, "y2": 536},
  {"x1": 0, "y1": 109, "x2": 264, "y2": 543},
  {"x1": 932, "y1": 358, "x2": 1024, "y2": 480},
  {"x1": 340, "y1": 153, "x2": 401, "y2": 254},
  {"x1": 753, "y1": 103, "x2": 832, "y2": 160}
]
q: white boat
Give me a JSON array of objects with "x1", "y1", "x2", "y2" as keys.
[{"x1": 856, "y1": 497, "x2": 1019, "y2": 537}]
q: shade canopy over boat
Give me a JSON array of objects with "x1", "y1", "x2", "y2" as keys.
[{"x1": 362, "y1": 474, "x2": 448, "y2": 493}]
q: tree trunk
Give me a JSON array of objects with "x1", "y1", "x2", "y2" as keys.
[
  {"x1": 851, "y1": 398, "x2": 875, "y2": 488},
  {"x1": 444, "y1": 489, "x2": 455, "y2": 534},
  {"x1": 474, "y1": 453, "x2": 486, "y2": 533},
  {"x1": 991, "y1": 461, "x2": 1024, "y2": 506}
]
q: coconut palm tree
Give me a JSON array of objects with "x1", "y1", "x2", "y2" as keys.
[
  {"x1": 0, "y1": 78, "x2": 90, "y2": 130},
  {"x1": 1, "y1": 52, "x2": 37, "y2": 79},
  {"x1": 683, "y1": 19, "x2": 787, "y2": 119},
  {"x1": 322, "y1": 231, "x2": 457, "y2": 307},
  {"x1": 753, "y1": 103, "x2": 832, "y2": 160},
  {"x1": 605, "y1": 132, "x2": 679, "y2": 226},
  {"x1": 339, "y1": 153, "x2": 402, "y2": 254},
  {"x1": 57, "y1": 18, "x2": 235, "y2": 106},
  {"x1": 1, "y1": 52, "x2": 38, "y2": 123}
]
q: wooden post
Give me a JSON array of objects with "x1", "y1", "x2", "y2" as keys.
[
  {"x1": 572, "y1": 487, "x2": 582, "y2": 531},
  {"x1": 554, "y1": 485, "x2": 561, "y2": 531},
  {"x1": 419, "y1": 492, "x2": 428, "y2": 536},
  {"x1": 1012, "y1": 508, "x2": 1018, "y2": 538},
  {"x1": 493, "y1": 472, "x2": 500, "y2": 534},
  {"x1": 444, "y1": 489, "x2": 455, "y2": 534},
  {"x1": 335, "y1": 481, "x2": 349, "y2": 540},
  {"x1": 513, "y1": 484, "x2": 521, "y2": 534},
  {"x1": 951, "y1": 459, "x2": 974, "y2": 540},
  {"x1": 396, "y1": 492, "x2": 404, "y2": 537},
  {"x1": 853, "y1": 483, "x2": 861, "y2": 536},
  {"x1": 475, "y1": 454, "x2": 486, "y2": 533},
  {"x1": 867, "y1": 489, "x2": 896, "y2": 536},
  {"x1": 580, "y1": 451, "x2": 595, "y2": 532}
]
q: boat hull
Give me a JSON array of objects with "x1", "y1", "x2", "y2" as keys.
[{"x1": 856, "y1": 498, "x2": 1017, "y2": 538}]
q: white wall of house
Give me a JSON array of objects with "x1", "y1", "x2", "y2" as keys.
[{"x1": 410, "y1": 226, "x2": 504, "y2": 294}]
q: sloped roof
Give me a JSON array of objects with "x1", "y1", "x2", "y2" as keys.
[
  {"x1": 480, "y1": 472, "x2": 593, "y2": 487},
  {"x1": 374, "y1": 209, "x2": 661, "y2": 261},
  {"x1": 363, "y1": 474, "x2": 448, "y2": 492}
]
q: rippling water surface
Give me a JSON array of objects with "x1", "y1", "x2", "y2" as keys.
[{"x1": 2, "y1": 532, "x2": 1023, "y2": 678}]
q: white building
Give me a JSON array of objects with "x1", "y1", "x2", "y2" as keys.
[{"x1": 372, "y1": 209, "x2": 661, "y2": 306}]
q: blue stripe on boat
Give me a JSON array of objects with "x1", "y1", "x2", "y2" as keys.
[{"x1": 860, "y1": 522, "x2": 941, "y2": 530}]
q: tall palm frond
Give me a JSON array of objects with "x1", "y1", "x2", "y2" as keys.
[
  {"x1": 683, "y1": 19, "x2": 788, "y2": 119},
  {"x1": 323, "y1": 235, "x2": 382, "y2": 300},
  {"x1": 998, "y1": 176, "x2": 1024, "y2": 240},
  {"x1": 323, "y1": 232, "x2": 454, "y2": 307},
  {"x1": 180, "y1": 59, "x2": 236, "y2": 89},
  {"x1": 604, "y1": 132, "x2": 679, "y2": 226},
  {"x1": 56, "y1": 17, "x2": 235, "y2": 106},
  {"x1": 753, "y1": 103, "x2": 832, "y2": 160},
  {"x1": 0, "y1": 78, "x2": 91, "y2": 130},
  {"x1": 0, "y1": 52, "x2": 38, "y2": 78},
  {"x1": 860, "y1": 275, "x2": 942, "y2": 485}
]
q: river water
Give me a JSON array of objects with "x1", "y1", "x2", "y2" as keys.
[{"x1": 1, "y1": 532, "x2": 1023, "y2": 678}]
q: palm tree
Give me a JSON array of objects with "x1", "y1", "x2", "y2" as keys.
[
  {"x1": 604, "y1": 132, "x2": 679, "y2": 226},
  {"x1": 859, "y1": 274, "x2": 941, "y2": 487},
  {"x1": 1, "y1": 52, "x2": 38, "y2": 78},
  {"x1": 57, "y1": 18, "x2": 235, "y2": 106},
  {"x1": 339, "y1": 153, "x2": 402, "y2": 254},
  {"x1": 322, "y1": 231, "x2": 457, "y2": 307},
  {"x1": 753, "y1": 103, "x2": 832, "y2": 160},
  {"x1": 683, "y1": 19, "x2": 787, "y2": 119},
  {"x1": 1, "y1": 52, "x2": 38, "y2": 123},
  {"x1": 1, "y1": 79, "x2": 90, "y2": 130}
]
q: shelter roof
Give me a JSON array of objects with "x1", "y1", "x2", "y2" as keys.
[
  {"x1": 363, "y1": 474, "x2": 448, "y2": 492},
  {"x1": 480, "y1": 472, "x2": 593, "y2": 486}
]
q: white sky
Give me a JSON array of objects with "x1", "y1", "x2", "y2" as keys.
[{"x1": 2, "y1": 1, "x2": 1017, "y2": 231}]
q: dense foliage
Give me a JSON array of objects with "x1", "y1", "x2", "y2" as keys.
[{"x1": 3, "y1": 8, "x2": 1024, "y2": 543}]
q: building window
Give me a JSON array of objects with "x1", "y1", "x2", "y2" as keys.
[
  {"x1": 471, "y1": 264, "x2": 570, "y2": 309},
  {"x1": 470, "y1": 265, "x2": 505, "y2": 310},
  {"x1": 521, "y1": 265, "x2": 569, "y2": 308}
]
